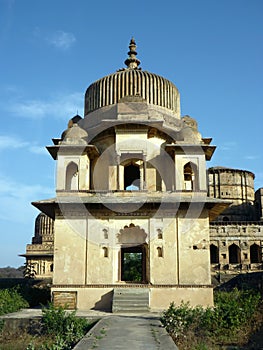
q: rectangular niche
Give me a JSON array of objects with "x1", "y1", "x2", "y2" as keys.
[{"x1": 53, "y1": 291, "x2": 77, "y2": 309}]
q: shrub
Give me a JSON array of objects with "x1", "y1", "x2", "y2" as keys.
[
  {"x1": 161, "y1": 289, "x2": 262, "y2": 349},
  {"x1": 40, "y1": 304, "x2": 92, "y2": 350},
  {"x1": 0, "y1": 287, "x2": 29, "y2": 315}
]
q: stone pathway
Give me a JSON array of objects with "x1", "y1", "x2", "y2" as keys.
[
  {"x1": 73, "y1": 315, "x2": 178, "y2": 350},
  {"x1": 1, "y1": 309, "x2": 178, "y2": 349}
]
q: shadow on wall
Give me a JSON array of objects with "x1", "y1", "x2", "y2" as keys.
[
  {"x1": 92, "y1": 290, "x2": 113, "y2": 312},
  {"x1": 215, "y1": 202, "x2": 258, "y2": 222}
]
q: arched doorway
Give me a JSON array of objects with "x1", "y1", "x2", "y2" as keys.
[
  {"x1": 250, "y1": 243, "x2": 261, "y2": 263},
  {"x1": 210, "y1": 244, "x2": 219, "y2": 264},
  {"x1": 229, "y1": 243, "x2": 241, "y2": 264},
  {"x1": 117, "y1": 224, "x2": 148, "y2": 283},
  {"x1": 121, "y1": 245, "x2": 146, "y2": 282}
]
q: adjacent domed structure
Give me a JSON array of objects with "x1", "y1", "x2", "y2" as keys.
[
  {"x1": 84, "y1": 38, "x2": 180, "y2": 117},
  {"x1": 33, "y1": 213, "x2": 54, "y2": 244}
]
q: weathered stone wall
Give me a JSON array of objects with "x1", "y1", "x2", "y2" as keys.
[
  {"x1": 208, "y1": 167, "x2": 256, "y2": 221},
  {"x1": 210, "y1": 222, "x2": 263, "y2": 273},
  {"x1": 255, "y1": 188, "x2": 263, "y2": 221}
]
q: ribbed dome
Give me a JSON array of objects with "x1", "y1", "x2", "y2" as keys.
[
  {"x1": 32, "y1": 213, "x2": 54, "y2": 244},
  {"x1": 84, "y1": 39, "x2": 180, "y2": 115}
]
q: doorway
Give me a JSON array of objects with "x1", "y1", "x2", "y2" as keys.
[{"x1": 121, "y1": 246, "x2": 146, "y2": 282}]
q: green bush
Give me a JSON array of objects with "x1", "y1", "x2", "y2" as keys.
[
  {"x1": 214, "y1": 288, "x2": 260, "y2": 330},
  {"x1": 40, "y1": 304, "x2": 92, "y2": 350},
  {"x1": 161, "y1": 288, "x2": 262, "y2": 348},
  {"x1": 0, "y1": 287, "x2": 29, "y2": 315}
]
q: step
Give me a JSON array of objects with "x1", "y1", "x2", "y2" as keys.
[
  {"x1": 114, "y1": 296, "x2": 149, "y2": 303},
  {"x1": 113, "y1": 307, "x2": 149, "y2": 313},
  {"x1": 113, "y1": 300, "x2": 148, "y2": 304},
  {"x1": 112, "y1": 288, "x2": 149, "y2": 313}
]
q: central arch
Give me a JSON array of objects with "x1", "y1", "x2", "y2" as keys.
[{"x1": 117, "y1": 224, "x2": 148, "y2": 283}]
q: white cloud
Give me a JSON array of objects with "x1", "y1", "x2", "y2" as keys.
[
  {"x1": 244, "y1": 155, "x2": 260, "y2": 160},
  {"x1": 0, "y1": 135, "x2": 28, "y2": 150},
  {"x1": 29, "y1": 145, "x2": 47, "y2": 155},
  {"x1": 220, "y1": 141, "x2": 237, "y2": 151},
  {"x1": 7, "y1": 92, "x2": 83, "y2": 120},
  {"x1": 0, "y1": 174, "x2": 53, "y2": 223},
  {"x1": 47, "y1": 30, "x2": 76, "y2": 50},
  {"x1": 0, "y1": 134, "x2": 47, "y2": 155}
]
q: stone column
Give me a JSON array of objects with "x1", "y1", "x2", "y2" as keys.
[
  {"x1": 143, "y1": 154, "x2": 146, "y2": 190},
  {"x1": 116, "y1": 154, "x2": 120, "y2": 190}
]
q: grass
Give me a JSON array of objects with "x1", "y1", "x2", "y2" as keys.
[{"x1": 0, "y1": 333, "x2": 54, "y2": 350}]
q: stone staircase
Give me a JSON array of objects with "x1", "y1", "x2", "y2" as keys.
[{"x1": 112, "y1": 288, "x2": 149, "y2": 313}]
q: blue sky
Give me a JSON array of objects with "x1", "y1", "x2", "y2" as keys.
[{"x1": 0, "y1": 0, "x2": 262, "y2": 267}]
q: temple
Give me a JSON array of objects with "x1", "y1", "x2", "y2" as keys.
[{"x1": 21, "y1": 39, "x2": 262, "y2": 311}]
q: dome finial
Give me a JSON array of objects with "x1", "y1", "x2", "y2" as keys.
[{"x1": 124, "y1": 37, "x2": 141, "y2": 69}]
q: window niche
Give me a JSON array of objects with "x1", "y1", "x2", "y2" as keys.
[
  {"x1": 183, "y1": 162, "x2": 198, "y2": 191},
  {"x1": 103, "y1": 229, "x2": 108, "y2": 240},
  {"x1": 65, "y1": 162, "x2": 79, "y2": 190},
  {"x1": 102, "y1": 247, "x2": 108, "y2": 258},
  {"x1": 157, "y1": 229, "x2": 163, "y2": 240},
  {"x1": 157, "y1": 247, "x2": 163, "y2": 257}
]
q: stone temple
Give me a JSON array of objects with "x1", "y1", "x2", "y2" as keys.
[{"x1": 21, "y1": 39, "x2": 263, "y2": 311}]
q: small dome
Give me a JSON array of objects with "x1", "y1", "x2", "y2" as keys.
[
  {"x1": 61, "y1": 124, "x2": 88, "y2": 144},
  {"x1": 84, "y1": 38, "x2": 180, "y2": 116}
]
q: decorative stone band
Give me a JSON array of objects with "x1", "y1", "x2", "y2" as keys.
[{"x1": 52, "y1": 284, "x2": 213, "y2": 289}]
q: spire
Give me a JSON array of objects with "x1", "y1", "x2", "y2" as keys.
[{"x1": 124, "y1": 37, "x2": 141, "y2": 69}]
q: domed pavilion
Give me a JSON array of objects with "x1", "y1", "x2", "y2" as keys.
[{"x1": 29, "y1": 38, "x2": 230, "y2": 311}]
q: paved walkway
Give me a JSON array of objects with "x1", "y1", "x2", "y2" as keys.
[
  {"x1": 1, "y1": 309, "x2": 178, "y2": 349},
  {"x1": 73, "y1": 315, "x2": 178, "y2": 350}
]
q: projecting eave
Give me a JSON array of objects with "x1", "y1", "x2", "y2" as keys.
[
  {"x1": 32, "y1": 198, "x2": 56, "y2": 219},
  {"x1": 32, "y1": 193, "x2": 230, "y2": 221},
  {"x1": 46, "y1": 144, "x2": 99, "y2": 160},
  {"x1": 20, "y1": 253, "x2": 53, "y2": 258},
  {"x1": 165, "y1": 144, "x2": 216, "y2": 160}
]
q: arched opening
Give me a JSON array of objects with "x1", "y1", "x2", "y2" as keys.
[
  {"x1": 210, "y1": 244, "x2": 219, "y2": 264},
  {"x1": 250, "y1": 243, "x2": 261, "y2": 263},
  {"x1": 157, "y1": 247, "x2": 163, "y2": 257},
  {"x1": 157, "y1": 229, "x2": 163, "y2": 240},
  {"x1": 103, "y1": 229, "x2": 108, "y2": 239},
  {"x1": 124, "y1": 163, "x2": 140, "y2": 190},
  {"x1": 183, "y1": 162, "x2": 198, "y2": 191},
  {"x1": 229, "y1": 243, "x2": 241, "y2": 264},
  {"x1": 103, "y1": 247, "x2": 108, "y2": 258},
  {"x1": 65, "y1": 162, "x2": 78, "y2": 190},
  {"x1": 223, "y1": 216, "x2": 230, "y2": 222},
  {"x1": 121, "y1": 246, "x2": 146, "y2": 282}
]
